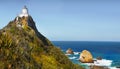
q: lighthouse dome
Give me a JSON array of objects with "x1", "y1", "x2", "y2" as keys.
[
  {"x1": 22, "y1": 6, "x2": 28, "y2": 14},
  {"x1": 19, "y1": 6, "x2": 29, "y2": 17}
]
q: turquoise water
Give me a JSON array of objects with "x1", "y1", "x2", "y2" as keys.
[{"x1": 52, "y1": 41, "x2": 120, "y2": 68}]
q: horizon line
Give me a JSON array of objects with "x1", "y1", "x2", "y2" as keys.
[{"x1": 51, "y1": 40, "x2": 120, "y2": 42}]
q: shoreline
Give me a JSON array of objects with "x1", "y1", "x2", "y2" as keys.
[
  {"x1": 53, "y1": 41, "x2": 120, "y2": 69},
  {"x1": 65, "y1": 51, "x2": 119, "y2": 69}
]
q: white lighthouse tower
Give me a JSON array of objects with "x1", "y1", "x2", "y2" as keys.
[{"x1": 19, "y1": 6, "x2": 29, "y2": 17}]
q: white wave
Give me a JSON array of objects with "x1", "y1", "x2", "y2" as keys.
[
  {"x1": 65, "y1": 54, "x2": 71, "y2": 56},
  {"x1": 109, "y1": 67, "x2": 119, "y2": 69},
  {"x1": 74, "y1": 52, "x2": 80, "y2": 55},
  {"x1": 82, "y1": 59, "x2": 112, "y2": 67},
  {"x1": 94, "y1": 59, "x2": 112, "y2": 66},
  {"x1": 69, "y1": 56, "x2": 77, "y2": 59},
  {"x1": 84, "y1": 63, "x2": 94, "y2": 66}
]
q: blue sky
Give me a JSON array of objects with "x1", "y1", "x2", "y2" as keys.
[{"x1": 0, "y1": 0, "x2": 120, "y2": 41}]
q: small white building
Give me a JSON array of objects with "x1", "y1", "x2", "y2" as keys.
[{"x1": 19, "y1": 6, "x2": 29, "y2": 17}]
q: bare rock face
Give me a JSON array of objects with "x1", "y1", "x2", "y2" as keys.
[
  {"x1": 66, "y1": 48, "x2": 74, "y2": 54},
  {"x1": 15, "y1": 15, "x2": 53, "y2": 46},
  {"x1": 79, "y1": 50, "x2": 93, "y2": 63}
]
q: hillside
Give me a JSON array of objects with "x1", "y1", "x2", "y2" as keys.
[{"x1": 0, "y1": 7, "x2": 84, "y2": 69}]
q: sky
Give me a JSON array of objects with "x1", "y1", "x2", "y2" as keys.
[{"x1": 0, "y1": 0, "x2": 120, "y2": 41}]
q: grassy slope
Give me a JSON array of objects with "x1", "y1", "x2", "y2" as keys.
[{"x1": 0, "y1": 21, "x2": 84, "y2": 69}]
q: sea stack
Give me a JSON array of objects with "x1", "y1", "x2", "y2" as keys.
[
  {"x1": 66, "y1": 48, "x2": 74, "y2": 54},
  {"x1": 79, "y1": 50, "x2": 93, "y2": 63}
]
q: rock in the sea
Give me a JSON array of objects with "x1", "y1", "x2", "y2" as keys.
[
  {"x1": 116, "y1": 66, "x2": 120, "y2": 68},
  {"x1": 96, "y1": 56, "x2": 102, "y2": 60},
  {"x1": 66, "y1": 48, "x2": 74, "y2": 54},
  {"x1": 79, "y1": 50, "x2": 93, "y2": 63}
]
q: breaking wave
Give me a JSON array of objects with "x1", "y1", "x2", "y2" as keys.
[{"x1": 69, "y1": 56, "x2": 77, "y2": 59}]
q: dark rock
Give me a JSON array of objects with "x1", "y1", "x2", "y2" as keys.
[
  {"x1": 116, "y1": 66, "x2": 120, "y2": 68},
  {"x1": 96, "y1": 56, "x2": 102, "y2": 60},
  {"x1": 66, "y1": 48, "x2": 74, "y2": 54}
]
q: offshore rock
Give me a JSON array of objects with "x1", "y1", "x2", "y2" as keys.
[
  {"x1": 79, "y1": 50, "x2": 93, "y2": 63},
  {"x1": 66, "y1": 48, "x2": 74, "y2": 54}
]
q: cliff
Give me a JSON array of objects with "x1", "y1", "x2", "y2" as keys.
[{"x1": 0, "y1": 15, "x2": 83, "y2": 69}]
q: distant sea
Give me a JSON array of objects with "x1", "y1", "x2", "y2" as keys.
[{"x1": 52, "y1": 41, "x2": 120, "y2": 69}]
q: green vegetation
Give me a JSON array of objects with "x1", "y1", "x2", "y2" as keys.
[{"x1": 0, "y1": 18, "x2": 84, "y2": 69}]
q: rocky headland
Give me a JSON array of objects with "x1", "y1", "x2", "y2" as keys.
[{"x1": 0, "y1": 6, "x2": 83, "y2": 69}]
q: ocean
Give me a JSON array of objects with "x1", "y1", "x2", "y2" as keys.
[{"x1": 52, "y1": 41, "x2": 120, "y2": 69}]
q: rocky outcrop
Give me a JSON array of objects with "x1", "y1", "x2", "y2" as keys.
[
  {"x1": 0, "y1": 6, "x2": 84, "y2": 69},
  {"x1": 96, "y1": 56, "x2": 102, "y2": 60},
  {"x1": 15, "y1": 16, "x2": 53, "y2": 46},
  {"x1": 79, "y1": 50, "x2": 93, "y2": 63},
  {"x1": 66, "y1": 48, "x2": 74, "y2": 54}
]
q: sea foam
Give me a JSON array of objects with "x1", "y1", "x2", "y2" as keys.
[
  {"x1": 69, "y1": 56, "x2": 77, "y2": 59},
  {"x1": 74, "y1": 52, "x2": 80, "y2": 55},
  {"x1": 109, "y1": 67, "x2": 119, "y2": 69},
  {"x1": 94, "y1": 59, "x2": 112, "y2": 66},
  {"x1": 83, "y1": 59, "x2": 113, "y2": 68},
  {"x1": 65, "y1": 54, "x2": 71, "y2": 56}
]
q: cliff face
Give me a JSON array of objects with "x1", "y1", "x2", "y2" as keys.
[
  {"x1": 0, "y1": 15, "x2": 83, "y2": 69},
  {"x1": 15, "y1": 16, "x2": 52, "y2": 46}
]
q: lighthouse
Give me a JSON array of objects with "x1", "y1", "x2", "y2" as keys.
[{"x1": 19, "y1": 6, "x2": 29, "y2": 17}]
